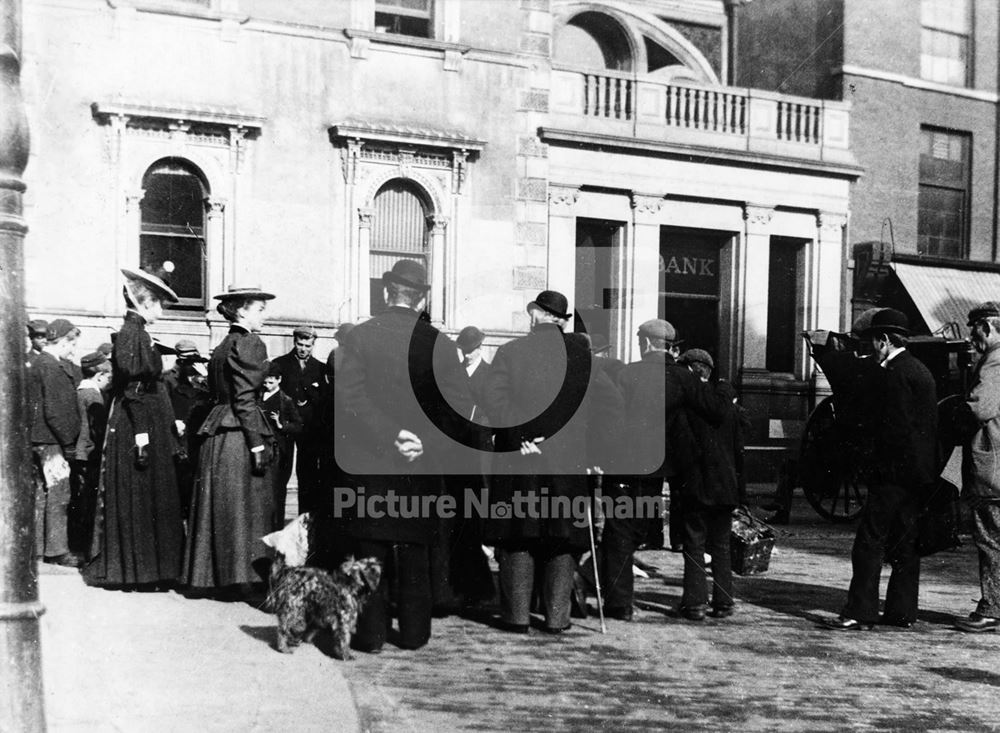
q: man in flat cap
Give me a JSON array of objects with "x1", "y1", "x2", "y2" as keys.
[
  {"x1": 27, "y1": 317, "x2": 82, "y2": 566},
  {"x1": 823, "y1": 308, "x2": 937, "y2": 631},
  {"x1": 272, "y1": 324, "x2": 326, "y2": 515},
  {"x1": 482, "y1": 290, "x2": 623, "y2": 634},
  {"x1": 606, "y1": 319, "x2": 729, "y2": 621},
  {"x1": 952, "y1": 302, "x2": 1000, "y2": 632},
  {"x1": 335, "y1": 260, "x2": 475, "y2": 652},
  {"x1": 675, "y1": 347, "x2": 745, "y2": 621}
]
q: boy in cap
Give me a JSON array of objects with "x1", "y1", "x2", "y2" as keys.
[
  {"x1": 69, "y1": 351, "x2": 113, "y2": 554},
  {"x1": 28, "y1": 318, "x2": 82, "y2": 565},
  {"x1": 260, "y1": 361, "x2": 303, "y2": 529},
  {"x1": 26, "y1": 319, "x2": 48, "y2": 365},
  {"x1": 166, "y1": 340, "x2": 210, "y2": 519}
]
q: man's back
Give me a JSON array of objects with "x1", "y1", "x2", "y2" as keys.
[{"x1": 877, "y1": 350, "x2": 938, "y2": 487}]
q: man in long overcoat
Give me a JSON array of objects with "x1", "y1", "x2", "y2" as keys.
[
  {"x1": 824, "y1": 309, "x2": 938, "y2": 630},
  {"x1": 335, "y1": 260, "x2": 474, "y2": 652},
  {"x1": 483, "y1": 290, "x2": 623, "y2": 633}
]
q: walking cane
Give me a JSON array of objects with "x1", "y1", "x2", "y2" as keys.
[{"x1": 586, "y1": 469, "x2": 607, "y2": 634}]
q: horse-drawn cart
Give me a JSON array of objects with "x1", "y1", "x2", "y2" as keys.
[{"x1": 797, "y1": 329, "x2": 974, "y2": 523}]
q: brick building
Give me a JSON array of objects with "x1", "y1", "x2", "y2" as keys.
[{"x1": 736, "y1": 0, "x2": 1000, "y2": 339}]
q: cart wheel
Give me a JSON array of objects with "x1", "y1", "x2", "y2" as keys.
[{"x1": 799, "y1": 397, "x2": 869, "y2": 522}]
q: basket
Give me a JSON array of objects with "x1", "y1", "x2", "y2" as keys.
[{"x1": 731, "y1": 508, "x2": 776, "y2": 576}]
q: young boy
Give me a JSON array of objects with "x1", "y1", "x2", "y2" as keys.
[
  {"x1": 260, "y1": 362, "x2": 302, "y2": 529},
  {"x1": 70, "y1": 351, "x2": 113, "y2": 555}
]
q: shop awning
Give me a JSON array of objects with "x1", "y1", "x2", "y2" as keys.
[{"x1": 892, "y1": 261, "x2": 1000, "y2": 337}]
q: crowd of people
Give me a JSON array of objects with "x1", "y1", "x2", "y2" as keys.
[{"x1": 24, "y1": 260, "x2": 1000, "y2": 655}]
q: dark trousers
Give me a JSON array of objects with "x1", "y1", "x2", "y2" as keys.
[
  {"x1": 429, "y1": 478, "x2": 494, "y2": 608},
  {"x1": 353, "y1": 540, "x2": 432, "y2": 652},
  {"x1": 842, "y1": 483, "x2": 921, "y2": 624},
  {"x1": 295, "y1": 436, "x2": 322, "y2": 515},
  {"x1": 972, "y1": 501, "x2": 1000, "y2": 618},
  {"x1": 69, "y1": 457, "x2": 100, "y2": 555},
  {"x1": 598, "y1": 476, "x2": 660, "y2": 611},
  {"x1": 680, "y1": 503, "x2": 735, "y2": 610},
  {"x1": 498, "y1": 540, "x2": 576, "y2": 630},
  {"x1": 272, "y1": 442, "x2": 294, "y2": 529}
]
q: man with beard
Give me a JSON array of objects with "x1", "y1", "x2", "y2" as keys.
[{"x1": 952, "y1": 302, "x2": 1000, "y2": 633}]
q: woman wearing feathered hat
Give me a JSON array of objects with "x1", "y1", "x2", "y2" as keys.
[
  {"x1": 83, "y1": 263, "x2": 185, "y2": 589},
  {"x1": 182, "y1": 285, "x2": 277, "y2": 594}
]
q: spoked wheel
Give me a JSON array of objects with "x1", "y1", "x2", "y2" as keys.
[{"x1": 799, "y1": 397, "x2": 870, "y2": 522}]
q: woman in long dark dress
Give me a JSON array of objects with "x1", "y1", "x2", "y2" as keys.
[
  {"x1": 182, "y1": 286, "x2": 276, "y2": 592},
  {"x1": 83, "y1": 268, "x2": 184, "y2": 588}
]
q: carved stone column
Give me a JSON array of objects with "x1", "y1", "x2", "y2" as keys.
[
  {"x1": 812, "y1": 211, "x2": 848, "y2": 403},
  {"x1": 204, "y1": 198, "x2": 226, "y2": 299},
  {"x1": 0, "y1": 1, "x2": 46, "y2": 729},
  {"x1": 123, "y1": 189, "x2": 144, "y2": 270},
  {"x1": 628, "y1": 192, "x2": 664, "y2": 362},
  {"x1": 740, "y1": 204, "x2": 774, "y2": 373},
  {"x1": 547, "y1": 185, "x2": 579, "y2": 327},
  {"x1": 357, "y1": 207, "x2": 374, "y2": 317},
  {"x1": 428, "y1": 214, "x2": 448, "y2": 325}
]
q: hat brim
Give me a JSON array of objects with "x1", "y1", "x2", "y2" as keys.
[
  {"x1": 383, "y1": 270, "x2": 431, "y2": 292},
  {"x1": 858, "y1": 324, "x2": 909, "y2": 337},
  {"x1": 177, "y1": 353, "x2": 208, "y2": 363},
  {"x1": 121, "y1": 268, "x2": 179, "y2": 304},
  {"x1": 527, "y1": 301, "x2": 571, "y2": 320},
  {"x1": 213, "y1": 289, "x2": 276, "y2": 301}
]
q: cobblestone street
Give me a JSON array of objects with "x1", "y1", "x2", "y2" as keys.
[{"x1": 41, "y1": 493, "x2": 1000, "y2": 732}]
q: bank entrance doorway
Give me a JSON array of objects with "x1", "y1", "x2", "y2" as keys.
[{"x1": 658, "y1": 228, "x2": 725, "y2": 357}]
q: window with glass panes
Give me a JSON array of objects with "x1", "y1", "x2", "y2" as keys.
[
  {"x1": 370, "y1": 179, "x2": 430, "y2": 314},
  {"x1": 920, "y1": 0, "x2": 972, "y2": 86},
  {"x1": 375, "y1": 0, "x2": 432, "y2": 38},
  {"x1": 918, "y1": 128, "x2": 971, "y2": 259},
  {"x1": 139, "y1": 159, "x2": 207, "y2": 308}
]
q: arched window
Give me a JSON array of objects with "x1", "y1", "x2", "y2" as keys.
[
  {"x1": 554, "y1": 12, "x2": 633, "y2": 71},
  {"x1": 139, "y1": 158, "x2": 208, "y2": 309},
  {"x1": 369, "y1": 178, "x2": 431, "y2": 314}
]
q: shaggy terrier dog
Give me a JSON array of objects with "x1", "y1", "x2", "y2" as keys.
[{"x1": 262, "y1": 514, "x2": 381, "y2": 659}]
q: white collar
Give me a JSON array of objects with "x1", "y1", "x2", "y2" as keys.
[{"x1": 882, "y1": 347, "x2": 905, "y2": 366}]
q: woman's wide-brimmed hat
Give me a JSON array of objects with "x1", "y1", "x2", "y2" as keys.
[
  {"x1": 383, "y1": 260, "x2": 431, "y2": 292},
  {"x1": 857, "y1": 307, "x2": 910, "y2": 337},
  {"x1": 121, "y1": 267, "x2": 179, "y2": 304},
  {"x1": 212, "y1": 285, "x2": 276, "y2": 301},
  {"x1": 527, "y1": 290, "x2": 571, "y2": 320}
]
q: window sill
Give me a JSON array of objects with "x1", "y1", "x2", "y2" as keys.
[
  {"x1": 105, "y1": 0, "x2": 250, "y2": 23},
  {"x1": 344, "y1": 28, "x2": 469, "y2": 55}
]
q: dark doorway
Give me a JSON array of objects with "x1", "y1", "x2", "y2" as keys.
[
  {"x1": 575, "y1": 218, "x2": 623, "y2": 343},
  {"x1": 658, "y1": 228, "x2": 726, "y2": 357}
]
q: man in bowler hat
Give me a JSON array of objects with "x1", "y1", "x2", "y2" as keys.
[
  {"x1": 272, "y1": 324, "x2": 326, "y2": 514},
  {"x1": 334, "y1": 259, "x2": 474, "y2": 652},
  {"x1": 823, "y1": 308, "x2": 937, "y2": 630},
  {"x1": 483, "y1": 290, "x2": 623, "y2": 633}
]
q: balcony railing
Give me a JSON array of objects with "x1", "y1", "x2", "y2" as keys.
[{"x1": 550, "y1": 67, "x2": 852, "y2": 166}]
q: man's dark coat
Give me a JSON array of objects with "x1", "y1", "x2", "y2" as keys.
[
  {"x1": 335, "y1": 307, "x2": 475, "y2": 544},
  {"x1": 482, "y1": 323, "x2": 624, "y2": 547}
]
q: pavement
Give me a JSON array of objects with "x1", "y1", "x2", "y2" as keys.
[{"x1": 38, "y1": 488, "x2": 1000, "y2": 732}]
